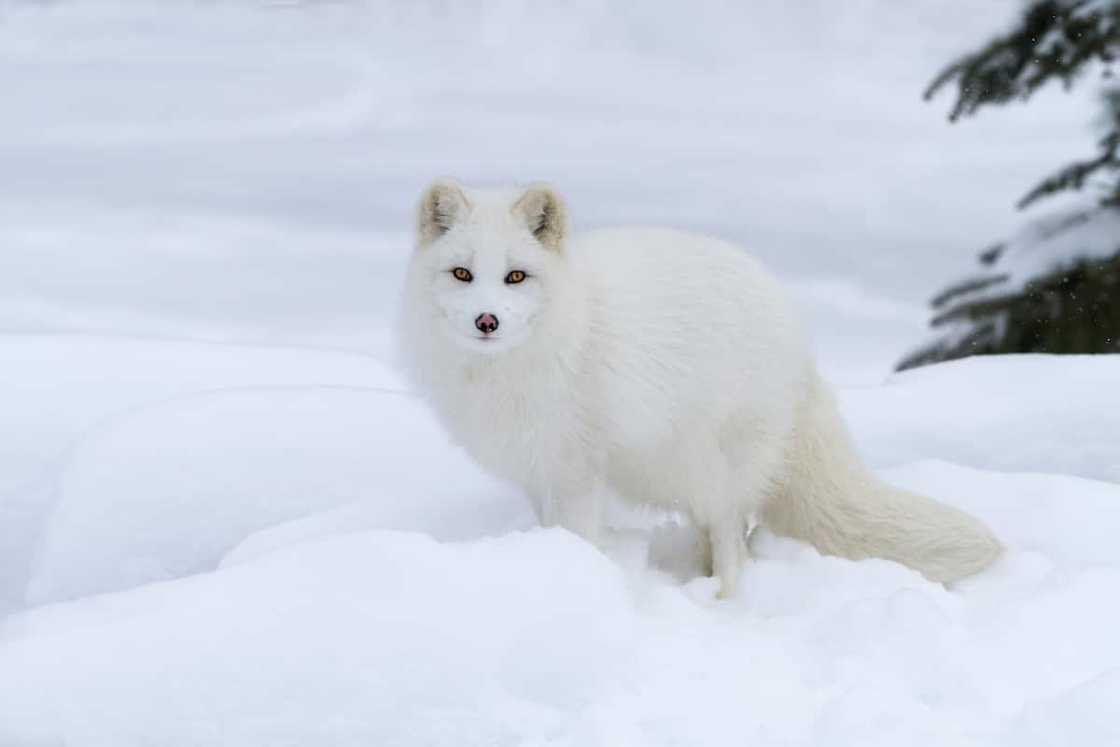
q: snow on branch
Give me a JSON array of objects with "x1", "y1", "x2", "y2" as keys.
[{"x1": 925, "y1": 0, "x2": 1120, "y2": 122}]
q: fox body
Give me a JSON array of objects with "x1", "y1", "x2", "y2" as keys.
[{"x1": 398, "y1": 180, "x2": 1002, "y2": 596}]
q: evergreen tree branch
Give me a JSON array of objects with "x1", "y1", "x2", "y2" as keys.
[
  {"x1": 925, "y1": 0, "x2": 1120, "y2": 122},
  {"x1": 1021, "y1": 89, "x2": 1120, "y2": 206},
  {"x1": 1018, "y1": 130, "x2": 1120, "y2": 207}
]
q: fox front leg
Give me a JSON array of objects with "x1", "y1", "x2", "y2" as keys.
[{"x1": 529, "y1": 470, "x2": 606, "y2": 547}]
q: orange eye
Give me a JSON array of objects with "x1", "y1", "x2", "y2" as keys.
[
  {"x1": 451, "y1": 267, "x2": 473, "y2": 282},
  {"x1": 505, "y1": 270, "x2": 527, "y2": 284}
]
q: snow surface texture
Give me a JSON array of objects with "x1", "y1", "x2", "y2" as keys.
[
  {"x1": 2, "y1": 1, "x2": 1119, "y2": 746},
  {"x1": 3, "y1": 341, "x2": 1120, "y2": 746},
  {"x1": 958, "y1": 207, "x2": 1120, "y2": 302}
]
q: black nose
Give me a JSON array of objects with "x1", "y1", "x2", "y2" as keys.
[{"x1": 475, "y1": 313, "x2": 499, "y2": 334}]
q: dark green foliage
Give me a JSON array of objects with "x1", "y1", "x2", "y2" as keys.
[
  {"x1": 925, "y1": 1, "x2": 1119, "y2": 120},
  {"x1": 898, "y1": 238, "x2": 1120, "y2": 370},
  {"x1": 927, "y1": 0, "x2": 1120, "y2": 206},
  {"x1": 900, "y1": 0, "x2": 1120, "y2": 370}
]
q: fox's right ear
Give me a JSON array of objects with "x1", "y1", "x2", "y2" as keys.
[{"x1": 417, "y1": 179, "x2": 470, "y2": 246}]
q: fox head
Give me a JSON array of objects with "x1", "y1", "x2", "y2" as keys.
[{"x1": 404, "y1": 179, "x2": 571, "y2": 356}]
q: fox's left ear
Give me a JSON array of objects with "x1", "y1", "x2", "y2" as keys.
[{"x1": 512, "y1": 184, "x2": 567, "y2": 252}]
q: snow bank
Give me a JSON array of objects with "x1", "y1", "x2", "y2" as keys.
[
  {"x1": 27, "y1": 387, "x2": 525, "y2": 605},
  {"x1": 0, "y1": 335, "x2": 400, "y2": 495},
  {"x1": 3, "y1": 464, "x2": 1120, "y2": 746},
  {"x1": 1, "y1": 348, "x2": 1119, "y2": 745},
  {"x1": 0, "y1": 335, "x2": 407, "y2": 613},
  {"x1": 842, "y1": 354, "x2": 1120, "y2": 483}
]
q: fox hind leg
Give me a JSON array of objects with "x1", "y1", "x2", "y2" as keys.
[
  {"x1": 710, "y1": 519, "x2": 749, "y2": 599},
  {"x1": 704, "y1": 415, "x2": 788, "y2": 599}
]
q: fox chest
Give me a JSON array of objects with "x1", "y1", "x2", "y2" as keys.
[{"x1": 430, "y1": 376, "x2": 591, "y2": 486}]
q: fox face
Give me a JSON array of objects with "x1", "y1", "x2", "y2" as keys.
[{"x1": 408, "y1": 180, "x2": 568, "y2": 355}]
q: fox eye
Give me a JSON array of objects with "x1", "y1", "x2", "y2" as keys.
[
  {"x1": 451, "y1": 267, "x2": 473, "y2": 282},
  {"x1": 505, "y1": 270, "x2": 527, "y2": 284}
]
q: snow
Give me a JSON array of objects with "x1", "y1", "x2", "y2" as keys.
[
  {"x1": 2, "y1": 340, "x2": 1120, "y2": 746},
  {"x1": 842, "y1": 354, "x2": 1120, "y2": 484},
  {"x1": 941, "y1": 207, "x2": 1120, "y2": 306},
  {"x1": 4, "y1": 436, "x2": 1120, "y2": 745},
  {"x1": 27, "y1": 384, "x2": 527, "y2": 606},
  {"x1": 0, "y1": 0, "x2": 1096, "y2": 384},
  {"x1": 998, "y1": 208, "x2": 1120, "y2": 292},
  {"x1": 2, "y1": 1, "x2": 1119, "y2": 745},
  {"x1": 0, "y1": 335, "x2": 408, "y2": 613},
  {"x1": 900, "y1": 206, "x2": 1120, "y2": 365}
]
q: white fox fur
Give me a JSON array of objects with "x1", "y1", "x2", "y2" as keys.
[{"x1": 399, "y1": 180, "x2": 1002, "y2": 597}]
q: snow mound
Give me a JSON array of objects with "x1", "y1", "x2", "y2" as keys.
[
  {"x1": 842, "y1": 354, "x2": 1120, "y2": 483},
  {"x1": 3, "y1": 463, "x2": 1120, "y2": 745},
  {"x1": 0, "y1": 335, "x2": 408, "y2": 614},
  {"x1": 28, "y1": 387, "x2": 526, "y2": 606},
  {"x1": 1, "y1": 352, "x2": 1119, "y2": 745}
]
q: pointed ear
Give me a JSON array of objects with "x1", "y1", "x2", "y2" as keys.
[
  {"x1": 512, "y1": 184, "x2": 567, "y2": 252},
  {"x1": 417, "y1": 179, "x2": 470, "y2": 246}
]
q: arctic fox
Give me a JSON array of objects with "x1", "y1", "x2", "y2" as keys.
[{"x1": 399, "y1": 180, "x2": 1002, "y2": 597}]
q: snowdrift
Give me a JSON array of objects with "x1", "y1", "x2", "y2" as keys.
[
  {"x1": 1, "y1": 336, "x2": 1118, "y2": 746},
  {"x1": 842, "y1": 354, "x2": 1120, "y2": 483}
]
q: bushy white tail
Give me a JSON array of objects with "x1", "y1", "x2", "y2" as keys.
[{"x1": 762, "y1": 370, "x2": 1002, "y2": 584}]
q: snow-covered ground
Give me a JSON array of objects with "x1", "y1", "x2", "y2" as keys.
[
  {"x1": 2, "y1": 337, "x2": 1120, "y2": 746},
  {"x1": 2, "y1": 1, "x2": 1118, "y2": 745}
]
